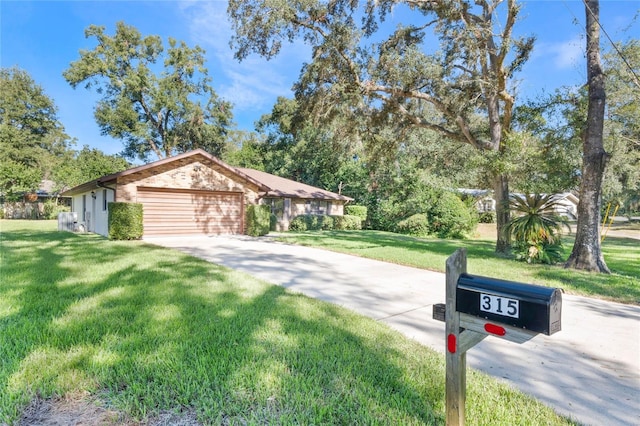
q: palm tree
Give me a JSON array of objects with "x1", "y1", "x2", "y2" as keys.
[{"x1": 507, "y1": 194, "x2": 569, "y2": 263}]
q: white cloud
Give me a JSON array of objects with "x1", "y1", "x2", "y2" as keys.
[
  {"x1": 539, "y1": 36, "x2": 585, "y2": 70},
  {"x1": 178, "y1": 1, "x2": 311, "y2": 113}
]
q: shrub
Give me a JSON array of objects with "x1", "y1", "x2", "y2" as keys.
[
  {"x1": 478, "y1": 211, "x2": 496, "y2": 223},
  {"x1": 43, "y1": 200, "x2": 70, "y2": 220},
  {"x1": 507, "y1": 194, "x2": 567, "y2": 245},
  {"x1": 289, "y1": 215, "x2": 308, "y2": 231},
  {"x1": 345, "y1": 205, "x2": 367, "y2": 221},
  {"x1": 371, "y1": 199, "x2": 404, "y2": 232},
  {"x1": 396, "y1": 213, "x2": 429, "y2": 237},
  {"x1": 513, "y1": 241, "x2": 565, "y2": 265},
  {"x1": 246, "y1": 205, "x2": 271, "y2": 237},
  {"x1": 289, "y1": 214, "x2": 333, "y2": 231},
  {"x1": 270, "y1": 213, "x2": 278, "y2": 231},
  {"x1": 108, "y1": 202, "x2": 143, "y2": 240},
  {"x1": 507, "y1": 194, "x2": 569, "y2": 264},
  {"x1": 429, "y1": 192, "x2": 477, "y2": 238},
  {"x1": 321, "y1": 215, "x2": 335, "y2": 230},
  {"x1": 332, "y1": 215, "x2": 362, "y2": 230}
]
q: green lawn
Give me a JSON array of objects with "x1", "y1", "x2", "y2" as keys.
[
  {"x1": 0, "y1": 220, "x2": 575, "y2": 425},
  {"x1": 275, "y1": 229, "x2": 640, "y2": 305}
]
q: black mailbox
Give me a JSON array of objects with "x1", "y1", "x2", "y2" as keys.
[{"x1": 456, "y1": 273, "x2": 561, "y2": 335}]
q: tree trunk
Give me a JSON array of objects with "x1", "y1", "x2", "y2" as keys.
[
  {"x1": 494, "y1": 173, "x2": 511, "y2": 254},
  {"x1": 565, "y1": 0, "x2": 610, "y2": 273}
]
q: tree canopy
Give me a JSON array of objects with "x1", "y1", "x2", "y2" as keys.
[
  {"x1": 52, "y1": 146, "x2": 130, "y2": 193},
  {"x1": 64, "y1": 22, "x2": 233, "y2": 162},
  {"x1": 0, "y1": 67, "x2": 70, "y2": 200},
  {"x1": 228, "y1": 0, "x2": 535, "y2": 252}
]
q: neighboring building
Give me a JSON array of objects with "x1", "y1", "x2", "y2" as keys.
[
  {"x1": 60, "y1": 149, "x2": 352, "y2": 237},
  {"x1": 458, "y1": 189, "x2": 579, "y2": 219},
  {"x1": 547, "y1": 192, "x2": 579, "y2": 219},
  {"x1": 458, "y1": 188, "x2": 496, "y2": 213},
  {"x1": 1, "y1": 179, "x2": 70, "y2": 219}
]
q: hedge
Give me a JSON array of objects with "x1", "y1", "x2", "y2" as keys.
[
  {"x1": 345, "y1": 205, "x2": 367, "y2": 221},
  {"x1": 246, "y1": 205, "x2": 271, "y2": 236},
  {"x1": 396, "y1": 213, "x2": 429, "y2": 236},
  {"x1": 289, "y1": 214, "x2": 334, "y2": 231},
  {"x1": 332, "y1": 215, "x2": 362, "y2": 230},
  {"x1": 108, "y1": 202, "x2": 143, "y2": 240},
  {"x1": 429, "y1": 192, "x2": 477, "y2": 238}
]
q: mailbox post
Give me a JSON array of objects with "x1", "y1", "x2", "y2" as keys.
[{"x1": 438, "y1": 249, "x2": 562, "y2": 425}]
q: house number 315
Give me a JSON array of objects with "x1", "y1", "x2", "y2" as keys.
[{"x1": 480, "y1": 294, "x2": 519, "y2": 318}]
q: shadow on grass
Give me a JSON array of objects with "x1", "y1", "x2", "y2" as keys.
[
  {"x1": 1, "y1": 229, "x2": 444, "y2": 424},
  {"x1": 289, "y1": 230, "x2": 496, "y2": 259}
]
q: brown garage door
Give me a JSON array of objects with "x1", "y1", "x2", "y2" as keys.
[{"x1": 137, "y1": 187, "x2": 244, "y2": 236}]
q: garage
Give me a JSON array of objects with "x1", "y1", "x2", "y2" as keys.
[
  {"x1": 137, "y1": 187, "x2": 244, "y2": 236},
  {"x1": 61, "y1": 149, "x2": 350, "y2": 239}
]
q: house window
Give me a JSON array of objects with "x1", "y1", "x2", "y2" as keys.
[
  {"x1": 103, "y1": 189, "x2": 108, "y2": 211},
  {"x1": 305, "y1": 200, "x2": 328, "y2": 214},
  {"x1": 82, "y1": 194, "x2": 87, "y2": 221},
  {"x1": 263, "y1": 198, "x2": 284, "y2": 218}
]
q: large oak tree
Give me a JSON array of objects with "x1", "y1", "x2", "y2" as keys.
[
  {"x1": 64, "y1": 22, "x2": 233, "y2": 162},
  {"x1": 228, "y1": 0, "x2": 534, "y2": 253}
]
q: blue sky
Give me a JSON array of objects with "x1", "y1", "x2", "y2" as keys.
[{"x1": 1, "y1": 1, "x2": 638, "y2": 157}]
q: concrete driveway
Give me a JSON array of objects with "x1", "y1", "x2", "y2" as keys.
[{"x1": 146, "y1": 235, "x2": 640, "y2": 426}]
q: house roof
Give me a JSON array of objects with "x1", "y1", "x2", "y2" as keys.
[
  {"x1": 61, "y1": 149, "x2": 269, "y2": 196},
  {"x1": 237, "y1": 168, "x2": 353, "y2": 201},
  {"x1": 61, "y1": 149, "x2": 352, "y2": 202}
]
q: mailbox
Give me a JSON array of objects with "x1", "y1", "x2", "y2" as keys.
[{"x1": 456, "y1": 273, "x2": 562, "y2": 335}]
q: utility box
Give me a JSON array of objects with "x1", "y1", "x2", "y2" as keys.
[
  {"x1": 58, "y1": 212, "x2": 78, "y2": 232},
  {"x1": 456, "y1": 273, "x2": 562, "y2": 335}
]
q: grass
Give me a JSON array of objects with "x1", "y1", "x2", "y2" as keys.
[
  {"x1": 274, "y1": 226, "x2": 640, "y2": 305},
  {"x1": 0, "y1": 220, "x2": 575, "y2": 425}
]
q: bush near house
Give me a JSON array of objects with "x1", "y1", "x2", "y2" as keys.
[
  {"x1": 43, "y1": 200, "x2": 70, "y2": 220},
  {"x1": 246, "y1": 205, "x2": 271, "y2": 237},
  {"x1": 290, "y1": 214, "x2": 334, "y2": 231},
  {"x1": 289, "y1": 214, "x2": 363, "y2": 231},
  {"x1": 429, "y1": 191, "x2": 478, "y2": 238},
  {"x1": 345, "y1": 205, "x2": 367, "y2": 220},
  {"x1": 332, "y1": 215, "x2": 362, "y2": 230},
  {"x1": 396, "y1": 213, "x2": 430, "y2": 237},
  {"x1": 108, "y1": 202, "x2": 143, "y2": 240},
  {"x1": 478, "y1": 211, "x2": 496, "y2": 223}
]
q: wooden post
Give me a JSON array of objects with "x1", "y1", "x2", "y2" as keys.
[{"x1": 445, "y1": 249, "x2": 485, "y2": 425}]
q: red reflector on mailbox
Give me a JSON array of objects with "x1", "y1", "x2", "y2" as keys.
[
  {"x1": 484, "y1": 323, "x2": 506, "y2": 336},
  {"x1": 447, "y1": 334, "x2": 456, "y2": 353}
]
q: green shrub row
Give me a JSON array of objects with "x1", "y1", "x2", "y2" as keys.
[
  {"x1": 289, "y1": 214, "x2": 362, "y2": 231},
  {"x1": 345, "y1": 205, "x2": 367, "y2": 221},
  {"x1": 332, "y1": 215, "x2": 362, "y2": 230},
  {"x1": 246, "y1": 205, "x2": 271, "y2": 237},
  {"x1": 108, "y1": 202, "x2": 143, "y2": 240},
  {"x1": 393, "y1": 192, "x2": 477, "y2": 238}
]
